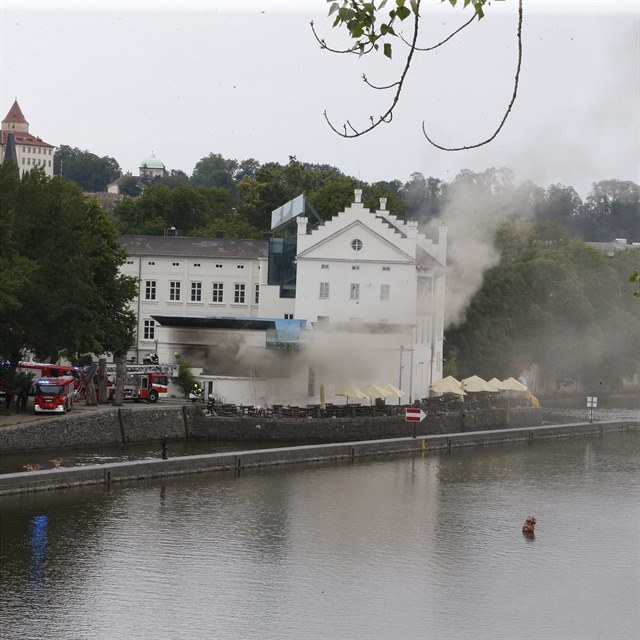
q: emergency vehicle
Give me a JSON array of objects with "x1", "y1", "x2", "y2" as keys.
[
  {"x1": 34, "y1": 376, "x2": 76, "y2": 413},
  {"x1": 18, "y1": 362, "x2": 81, "y2": 394},
  {"x1": 104, "y1": 364, "x2": 176, "y2": 403}
]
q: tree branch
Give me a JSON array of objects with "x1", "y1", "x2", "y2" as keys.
[
  {"x1": 324, "y1": 0, "x2": 422, "y2": 138},
  {"x1": 422, "y1": 0, "x2": 524, "y2": 151}
]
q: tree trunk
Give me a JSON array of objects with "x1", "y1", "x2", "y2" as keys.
[
  {"x1": 97, "y1": 357, "x2": 108, "y2": 404},
  {"x1": 84, "y1": 363, "x2": 98, "y2": 406},
  {"x1": 113, "y1": 356, "x2": 126, "y2": 406}
]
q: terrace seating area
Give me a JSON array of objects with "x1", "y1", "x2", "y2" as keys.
[{"x1": 202, "y1": 392, "x2": 529, "y2": 420}]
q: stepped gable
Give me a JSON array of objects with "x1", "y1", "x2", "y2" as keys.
[{"x1": 297, "y1": 190, "x2": 419, "y2": 261}]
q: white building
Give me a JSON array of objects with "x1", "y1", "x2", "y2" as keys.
[
  {"x1": 119, "y1": 232, "x2": 269, "y2": 363},
  {"x1": 120, "y1": 190, "x2": 447, "y2": 406},
  {"x1": 289, "y1": 189, "x2": 446, "y2": 405},
  {"x1": 0, "y1": 100, "x2": 55, "y2": 178},
  {"x1": 139, "y1": 155, "x2": 167, "y2": 180}
]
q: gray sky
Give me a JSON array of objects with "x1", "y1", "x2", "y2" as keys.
[{"x1": 1, "y1": 0, "x2": 638, "y2": 197}]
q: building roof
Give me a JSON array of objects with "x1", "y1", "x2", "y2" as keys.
[
  {"x1": 107, "y1": 173, "x2": 138, "y2": 187},
  {"x1": 0, "y1": 130, "x2": 54, "y2": 148},
  {"x1": 152, "y1": 316, "x2": 307, "y2": 332},
  {"x1": 140, "y1": 156, "x2": 165, "y2": 169},
  {"x1": 2, "y1": 100, "x2": 28, "y2": 125},
  {"x1": 120, "y1": 235, "x2": 269, "y2": 260}
]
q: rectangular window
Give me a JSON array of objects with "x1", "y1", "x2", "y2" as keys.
[
  {"x1": 350, "y1": 283, "x2": 360, "y2": 300},
  {"x1": 236, "y1": 264, "x2": 245, "y2": 270},
  {"x1": 147, "y1": 261, "x2": 155, "y2": 266},
  {"x1": 126, "y1": 260, "x2": 134, "y2": 265},
  {"x1": 145, "y1": 280, "x2": 156, "y2": 300},
  {"x1": 169, "y1": 281, "x2": 181, "y2": 301},
  {"x1": 212, "y1": 282, "x2": 224, "y2": 302},
  {"x1": 22, "y1": 158, "x2": 25, "y2": 164},
  {"x1": 321, "y1": 264, "x2": 329, "y2": 270},
  {"x1": 380, "y1": 284, "x2": 390, "y2": 301},
  {"x1": 234, "y1": 283, "x2": 246, "y2": 303},
  {"x1": 143, "y1": 320, "x2": 155, "y2": 340},
  {"x1": 352, "y1": 265, "x2": 360, "y2": 270},
  {"x1": 319, "y1": 282, "x2": 330, "y2": 299},
  {"x1": 193, "y1": 263, "x2": 201, "y2": 267},
  {"x1": 191, "y1": 282, "x2": 202, "y2": 302},
  {"x1": 284, "y1": 313, "x2": 294, "y2": 319},
  {"x1": 172, "y1": 262, "x2": 180, "y2": 266},
  {"x1": 382, "y1": 266, "x2": 391, "y2": 271},
  {"x1": 216, "y1": 264, "x2": 223, "y2": 269},
  {"x1": 254, "y1": 283, "x2": 260, "y2": 304}
]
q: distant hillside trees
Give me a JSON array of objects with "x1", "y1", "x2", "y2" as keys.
[{"x1": 54, "y1": 145, "x2": 121, "y2": 192}]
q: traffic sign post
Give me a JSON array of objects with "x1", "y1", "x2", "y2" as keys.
[{"x1": 405, "y1": 407, "x2": 426, "y2": 438}]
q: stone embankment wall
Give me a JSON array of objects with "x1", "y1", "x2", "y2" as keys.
[
  {"x1": 0, "y1": 406, "x2": 195, "y2": 454},
  {"x1": 190, "y1": 407, "x2": 540, "y2": 442},
  {"x1": 0, "y1": 405, "x2": 541, "y2": 453},
  {"x1": 1, "y1": 421, "x2": 637, "y2": 496}
]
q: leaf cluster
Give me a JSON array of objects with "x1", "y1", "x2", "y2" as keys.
[{"x1": 327, "y1": 0, "x2": 486, "y2": 59}]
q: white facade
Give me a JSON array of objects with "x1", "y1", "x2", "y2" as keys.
[
  {"x1": 120, "y1": 190, "x2": 447, "y2": 406},
  {"x1": 119, "y1": 235, "x2": 268, "y2": 363},
  {"x1": 293, "y1": 190, "x2": 446, "y2": 404}
]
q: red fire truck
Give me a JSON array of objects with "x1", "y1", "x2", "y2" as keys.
[
  {"x1": 105, "y1": 364, "x2": 174, "y2": 403},
  {"x1": 34, "y1": 376, "x2": 76, "y2": 413},
  {"x1": 18, "y1": 362, "x2": 81, "y2": 394}
]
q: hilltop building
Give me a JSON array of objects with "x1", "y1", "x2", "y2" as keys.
[
  {"x1": 120, "y1": 191, "x2": 447, "y2": 407},
  {"x1": 0, "y1": 100, "x2": 55, "y2": 178},
  {"x1": 107, "y1": 155, "x2": 166, "y2": 195}
]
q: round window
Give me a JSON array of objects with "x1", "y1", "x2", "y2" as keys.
[{"x1": 351, "y1": 239, "x2": 363, "y2": 252}]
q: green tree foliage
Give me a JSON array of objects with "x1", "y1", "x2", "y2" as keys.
[
  {"x1": 0, "y1": 164, "x2": 137, "y2": 363},
  {"x1": 579, "y1": 180, "x2": 640, "y2": 241},
  {"x1": 54, "y1": 145, "x2": 121, "y2": 192},
  {"x1": 327, "y1": 0, "x2": 489, "y2": 60},
  {"x1": 173, "y1": 360, "x2": 199, "y2": 398},
  {"x1": 114, "y1": 183, "x2": 236, "y2": 236},
  {"x1": 445, "y1": 220, "x2": 640, "y2": 392},
  {"x1": 118, "y1": 175, "x2": 143, "y2": 198},
  {"x1": 191, "y1": 153, "x2": 238, "y2": 191}
]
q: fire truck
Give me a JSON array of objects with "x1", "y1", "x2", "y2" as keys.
[
  {"x1": 18, "y1": 362, "x2": 82, "y2": 394},
  {"x1": 104, "y1": 363, "x2": 177, "y2": 403},
  {"x1": 34, "y1": 376, "x2": 76, "y2": 413}
]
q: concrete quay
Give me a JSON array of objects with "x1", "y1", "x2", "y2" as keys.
[{"x1": 0, "y1": 420, "x2": 637, "y2": 496}]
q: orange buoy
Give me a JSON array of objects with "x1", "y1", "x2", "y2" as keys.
[{"x1": 522, "y1": 516, "x2": 537, "y2": 534}]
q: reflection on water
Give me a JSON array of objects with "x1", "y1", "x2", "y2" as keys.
[{"x1": 0, "y1": 431, "x2": 638, "y2": 640}]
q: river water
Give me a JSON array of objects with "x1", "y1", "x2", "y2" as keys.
[{"x1": 1, "y1": 429, "x2": 638, "y2": 640}]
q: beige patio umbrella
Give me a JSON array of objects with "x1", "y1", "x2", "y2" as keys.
[
  {"x1": 331, "y1": 383, "x2": 369, "y2": 404},
  {"x1": 488, "y1": 378, "x2": 507, "y2": 390},
  {"x1": 463, "y1": 375, "x2": 500, "y2": 393},
  {"x1": 379, "y1": 382, "x2": 405, "y2": 398},
  {"x1": 502, "y1": 377, "x2": 528, "y2": 391},
  {"x1": 362, "y1": 383, "x2": 391, "y2": 399},
  {"x1": 430, "y1": 376, "x2": 466, "y2": 396}
]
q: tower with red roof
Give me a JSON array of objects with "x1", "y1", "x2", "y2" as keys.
[{"x1": 0, "y1": 100, "x2": 55, "y2": 178}]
